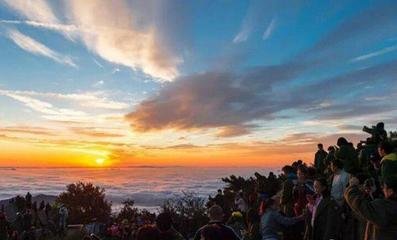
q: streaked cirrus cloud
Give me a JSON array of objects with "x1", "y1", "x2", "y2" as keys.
[
  {"x1": 2, "y1": 0, "x2": 58, "y2": 23},
  {"x1": 7, "y1": 29, "x2": 77, "y2": 67},
  {"x1": 1, "y1": 0, "x2": 183, "y2": 81}
]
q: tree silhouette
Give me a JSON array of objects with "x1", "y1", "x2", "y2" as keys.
[{"x1": 56, "y1": 182, "x2": 111, "y2": 224}]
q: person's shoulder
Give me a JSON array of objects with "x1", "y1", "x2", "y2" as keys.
[{"x1": 219, "y1": 223, "x2": 237, "y2": 233}]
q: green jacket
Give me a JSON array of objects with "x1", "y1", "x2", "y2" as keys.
[
  {"x1": 335, "y1": 145, "x2": 359, "y2": 174},
  {"x1": 344, "y1": 186, "x2": 397, "y2": 240},
  {"x1": 381, "y1": 153, "x2": 397, "y2": 180}
]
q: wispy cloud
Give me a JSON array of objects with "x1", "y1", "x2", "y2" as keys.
[
  {"x1": 0, "y1": 126, "x2": 56, "y2": 136},
  {"x1": 7, "y1": 29, "x2": 77, "y2": 67},
  {"x1": 351, "y1": 44, "x2": 397, "y2": 62},
  {"x1": 233, "y1": 28, "x2": 250, "y2": 43},
  {"x1": 0, "y1": 89, "x2": 85, "y2": 116},
  {"x1": 70, "y1": 127, "x2": 124, "y2": 138},
  {"x1": 1, "y1": 0, "x2": 182, "y2": 81},
  {"x1": 0, "y1": 89, "x2": 129, "y2": 110},
  {"x1": 92, "y1": 58, "x2": 104, "y2": 68},
  {"x1": 262, "y1": 18, "x2": 276, "y2": 40},
  {"x1": 65, "y1": 0, "x2": 181, "y2": 81},
  {"x1": 2, "y1": 0, "x2": 58, "y2": 23}
]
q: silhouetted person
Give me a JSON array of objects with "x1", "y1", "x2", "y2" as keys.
[
  {"x1": 314, "y1": 144, "x2": 327, "y2": 174},
  {"x1": 363, "y1": 122, "x2": 387, "y2": 144},
  {"x1": 280, "y1": 165, "x2": 297, "y2": 217},
  {"x1": 335, "y1": 137, "x2": 359, "y2": 174},
  {"x1": 25, "y1": 192, "x2": 32, "y2": 209},
  {"x1": 214, "y1": 189, "x2": 224, "y2": 208},
  {"x1": 136, "y1": 225, "x2": 160, "y2": 240},
  {"x1": 323, "y1": 146, "x2": 335, "y2": 173},
  {"x1": 155, "y1": 212, "x2": 184, "y2": 240},
  {"x1": 194, "y1": 205, "x2": 240, "y2": 240}
]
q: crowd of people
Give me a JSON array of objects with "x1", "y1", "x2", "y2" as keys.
[
  {"x1": 0, "y1": 122, "x2": 396, "y2": 240},
  {"x1": 0, "y1": 193, "x2": 68, "y2": 240},
  {"x1": 195, "y1": 122, "x2": 397, "y2": 240}
]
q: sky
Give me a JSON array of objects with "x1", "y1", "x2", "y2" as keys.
[{"x1": 0, "y1": 0, "x2": 396, "y2": 168}]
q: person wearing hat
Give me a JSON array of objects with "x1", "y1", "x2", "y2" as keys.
[{"x1": 344, "y1": 176, "x2": 397, "y2": 240}]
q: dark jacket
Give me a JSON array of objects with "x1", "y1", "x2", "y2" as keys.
[
  {"x1": 344, "y1": 186, "x2": 397, "y2": 240},
  {"x1": 314, "y1": 150, "x2": 328, "y2": 174},
  {"x1": 306, "y1": 196, "x2": 340, "y2": 240},
  {"x1": 194, "y1": 221, "x2": 240, "y2": 240},
  {"x1": 335, "y1": 145, "x2": 358, "y2": 174}
]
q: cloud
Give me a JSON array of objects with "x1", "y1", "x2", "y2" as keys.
[
  {"x1": 2, "y1": 0, "x2": 183, "y2": 81},
  {"x1": 0, "y1": 126, "x2": 55, "y2": 136},
  {"x1": 126, "y1": 53, "x2": 397, "y2": 136},
  {"x1": 233, "y1": 28, "x2": 250, "y2": 43},
  {"x1": 302, "y1": 2, "x2": 397, "y2": 63},
  {"x1": 6, "y1": 29, "x2": 77, "y2": 67},
  {"x1": 351, "y1": 44, "x2": 397, "y2": 62},
  {"x1": 2, "y1": 0, "x2": 58, "y2": 23},
  {"x1": 216, "y1": 126, "x2": 251, "y2": 138},
  {"x1": 92, "y1": 58, "x2": 104, "y2": 68},
  {"x1": 262, "y1": 18, "x2": 276, "y2": 40},
  {"x1": 232, "y1": 0, "x2": 278, "y2": 44},
  {"x1": 0, "y1": 89, "x2": 86, "y2": 117},
  {"x1": 65, "y1": 0, "x2": 181, "y2": 81},
  {"x1": 70, "y1": 127, "x2": 124, "y2": 138},
  {"x1": 0, "y1": 89, "x2": 129, "y2": 110},
  {"x1": 126, "y1": 64, "x2": 303, "y2": 132}
]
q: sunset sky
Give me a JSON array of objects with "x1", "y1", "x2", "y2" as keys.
[{"x1": 0, "y1": 0, "x2": 397, "y2": 167}]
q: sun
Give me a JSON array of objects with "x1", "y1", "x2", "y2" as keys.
[{"x1": 95, "y1": 158, "x2": 106, "y2": 166}]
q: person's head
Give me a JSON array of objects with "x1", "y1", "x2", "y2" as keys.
[
  {"x1": 314, "y1": 178, "x2": 329, "y2": 196},
  {"x1": 281, "y1": 165, "x2": 295, "y2": 176},
  {"x1": 200, "y1": 224, "x2": 222, "y2": 240},
  {"x1": 378, "y1": 141, "x2": 394, "y2": 157},
  {"x1": 208, "y1": 205, "x2": 224, "y2": 222},
  {"x1": 217, "y1": 189, "x2": 222, "y2": 194},
  {"x1": 327, "y1": 146, "x2": 335, "y2": 152},
  {"x1": 383, "y1": 179, "x2": 397, "y2": 200},
  {"x1": 307, "y1": 167, "x2": 316, "y2": 180},
  {"x1": 330, "y1": 159, "x2": 343, "y2": 173},
  {"x1": 376, "y1": 122, "x2": 385, "y2": 130},
  {"x1": 136, "y1": 225, "x2": 160, "y2": 240},
  {"x1": 337, "y1": 137, "x2": 348, "y2": 147},
  {"x1": 156, "y1": 212, "x2": 172, "y2": 232},
  {"x1": 317, "y1": 143, "x2": 323, "y2": 150},
  {"x1": 297, "y1": 165, "x2": 307, "y2": 182}
]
